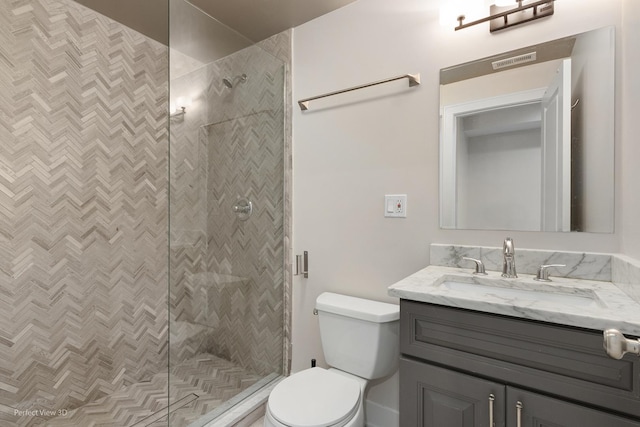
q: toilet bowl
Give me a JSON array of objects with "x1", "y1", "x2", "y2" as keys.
[
  {"x1": 264, "y1": 368, "x2": 366, "y2": 427},
  {"x1": 264, "y1": 293, "x2": 399, "y2": 427}
]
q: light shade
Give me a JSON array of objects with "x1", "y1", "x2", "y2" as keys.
[
  {"x1": 440, "y1": 3, "x2": 461, "y2": 27},
  {"x1": 175, "y1": 96, "x2": 191, "y2": 108},
  {"x1": 494, "y1": 0, "x2": 516, "y2": 6},
  {"x1": 440, "y1": 0, "x2": 485, "y2": 27}
]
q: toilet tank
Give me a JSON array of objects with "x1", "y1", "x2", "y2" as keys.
[{"x1": 315, "y1": 292, "x2": 399, "y2": 380}]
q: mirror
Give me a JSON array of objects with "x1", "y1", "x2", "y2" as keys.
[{"x1": 439, "y1": 27, "x2": 615, "y2": 233}]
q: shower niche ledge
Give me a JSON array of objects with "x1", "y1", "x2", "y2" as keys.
[{"x1": 191, "y1": 272, "x2": 251, "y2": 328}]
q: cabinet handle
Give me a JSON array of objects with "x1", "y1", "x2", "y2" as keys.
[
  {"x1": 488, "y1": 394, "x2": 495, "y2": 427},
  {"x1": 603, "y1": 329, "x2": 640, "y2": 359},
  {"x1": 516, "y1": 401, "x2": 523, "y2": 427}
]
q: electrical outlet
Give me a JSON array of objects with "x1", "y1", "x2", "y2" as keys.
[{"x1": 384, "y1": 194, "x2": 407, "y2": 218}]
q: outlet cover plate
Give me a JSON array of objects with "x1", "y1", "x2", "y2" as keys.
[{"x1": 384, "y1": 194, "x2": 407, "y2": 218}]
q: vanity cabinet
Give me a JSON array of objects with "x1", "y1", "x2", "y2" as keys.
[{"x1": 399, "y1": 300, "x2": 640, "y2": 426}]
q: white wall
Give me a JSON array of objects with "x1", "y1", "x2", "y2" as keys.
[
  {"x1": 292, "y1": 0, "x2": 631, "y2": 421},
  {"x1": 621, "y1": 0, "x2": 640, "y2": 259}
]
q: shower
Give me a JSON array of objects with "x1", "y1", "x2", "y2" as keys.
[
  {"x1": 222, "y1": 73, "x2": 248, "y2": 88},
  {"x1": 168, "y1": 39, "x2": 287, "y2": 425},
  {"x1": 1, "y1": 0, "x2": 288, "y2": 426}
]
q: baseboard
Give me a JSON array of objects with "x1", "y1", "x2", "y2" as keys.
[
  {"x1": 365, "y1": 399, "x2": 399, "y2": 427},
  {"x1": 233, "y1": 404, "x2": 265, "y2": 427}
]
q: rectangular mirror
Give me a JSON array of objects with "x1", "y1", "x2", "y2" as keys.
[{"x1": 439, "y1": 27, "x2": 614, "y2": 233}]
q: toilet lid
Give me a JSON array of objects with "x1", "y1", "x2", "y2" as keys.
[{"x1": 268, "y1": 368, "x2": 361, "y2": 427}]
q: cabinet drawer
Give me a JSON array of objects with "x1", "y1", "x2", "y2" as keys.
[{"x1": 400, "y1": 300, "x2": 640, "y2": 418}]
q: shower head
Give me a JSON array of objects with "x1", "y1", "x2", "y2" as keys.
[{"x1": 222, "y1": 73, "x2": 247, "y2": 89}]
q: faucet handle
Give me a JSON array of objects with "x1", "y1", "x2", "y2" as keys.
[
  {"x1": 462, "y1": 257, "x2": 487, "y2": 275},
  {"x1": 534, "y1": 264, "x2": 566, "y2": 282}
]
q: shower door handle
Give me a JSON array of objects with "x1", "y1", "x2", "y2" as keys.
[{"x1": 295, "y1": 251, "x2": 308, "y2": 278}]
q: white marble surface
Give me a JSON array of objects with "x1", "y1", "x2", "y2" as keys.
[
  {"x1": 195, "y1": 374, "x2": 281, "y2": 427},
  {"x1": 388, "y1": 265, "x2": 640, "y2": 336},
  {"x1": 612, "y1": 254, "x2": 640, "y2": 304},
  {"x1": 430, "y1": 244, "x2": 613, "y2": 281}
]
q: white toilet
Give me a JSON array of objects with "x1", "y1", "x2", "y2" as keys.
[{"x1": 264, "y1": 292, "x2": 399, "y2": 427}]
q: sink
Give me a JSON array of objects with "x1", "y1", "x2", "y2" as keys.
[{"x1": 439, "y1": 279, "x2": 602, "y2": 308}]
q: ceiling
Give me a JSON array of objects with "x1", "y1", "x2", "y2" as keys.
[
  {"x1": 73, "y1": 0, "x2": 359, "y2": 46},
  {"x1": 187, "y1": 0, "x2": 359, "y2": 42}
]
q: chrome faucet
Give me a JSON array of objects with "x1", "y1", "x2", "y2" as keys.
[{"x1": 502, "y1": 237, "x2": 517, "y2": 278}]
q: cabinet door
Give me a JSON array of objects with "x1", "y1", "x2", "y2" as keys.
[
  {"x1": 400, "y1": 357, "x2": 505, "y2": 427},
  {"x1": 506, "y1": 387, "x2": 640, "y2": 427}
]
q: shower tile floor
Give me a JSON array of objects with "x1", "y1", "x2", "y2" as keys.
[{"x1": 40, "y1": 353, "x2": 262, "y2": 427}]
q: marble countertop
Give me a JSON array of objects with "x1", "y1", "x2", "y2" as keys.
[{"x1": 388, "y1": 265, "x2": 640, "y2": 337}]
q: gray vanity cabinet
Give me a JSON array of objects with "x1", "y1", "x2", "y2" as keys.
[
  {"x1": 399, "y1": 300, "x2": 640, "y2": 427},
  {"x1": 506, "y1": 387, "x2": 640, "y2": 427},
  {"x1": 400, "y1": 357, "x2": 506, "y2": 426}
]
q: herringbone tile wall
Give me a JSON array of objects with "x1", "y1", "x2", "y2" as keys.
[
  {"x1": 169, "y1": 33, "x2": 291, "y2": 378},
  {"x1": 0, "y1": 0, "x2": 169, "y2": 425},
  {"x1": 205, "y1": 43, "x2": 286, "y2": 377}
]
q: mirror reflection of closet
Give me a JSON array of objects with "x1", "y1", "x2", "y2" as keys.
[{"x1": 439, "y1": 26, "x2": 615, "y2": 233}]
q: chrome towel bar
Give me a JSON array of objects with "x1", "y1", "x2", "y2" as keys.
[{"x1": 298, "y1": 73, "x2": 420, "y2": 111}]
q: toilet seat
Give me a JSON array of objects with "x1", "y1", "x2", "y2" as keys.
[{"x1": 267, "y1": 368, "x2": 361, "y2": 427}]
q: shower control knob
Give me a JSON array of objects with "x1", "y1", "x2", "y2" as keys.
[{"x1": 233, "y1": 198, "x2": 253, "y2": 220}]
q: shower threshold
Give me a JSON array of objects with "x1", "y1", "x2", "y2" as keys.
[
  {"x1": 130, "y1": 394, "x2": 200, "y2": 426},
  {"x1": 43, "y1": 353, "x2": 270, "y2": 427},
  {"x1": 188, "y1": 373, "x2": 282, "y2": 427}
]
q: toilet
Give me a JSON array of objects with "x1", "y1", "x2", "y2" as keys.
[{"x1": 264, "y1": 292, "x2": 399, "y2": 427}]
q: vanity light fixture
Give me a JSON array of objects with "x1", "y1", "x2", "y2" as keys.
[{"x1": 455, "y1": 0, "x2": 554, "y2": 33}]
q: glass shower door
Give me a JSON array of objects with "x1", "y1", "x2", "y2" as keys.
[{"x1": 168, "y1": 15, "x2": 286, "y2": 424}]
